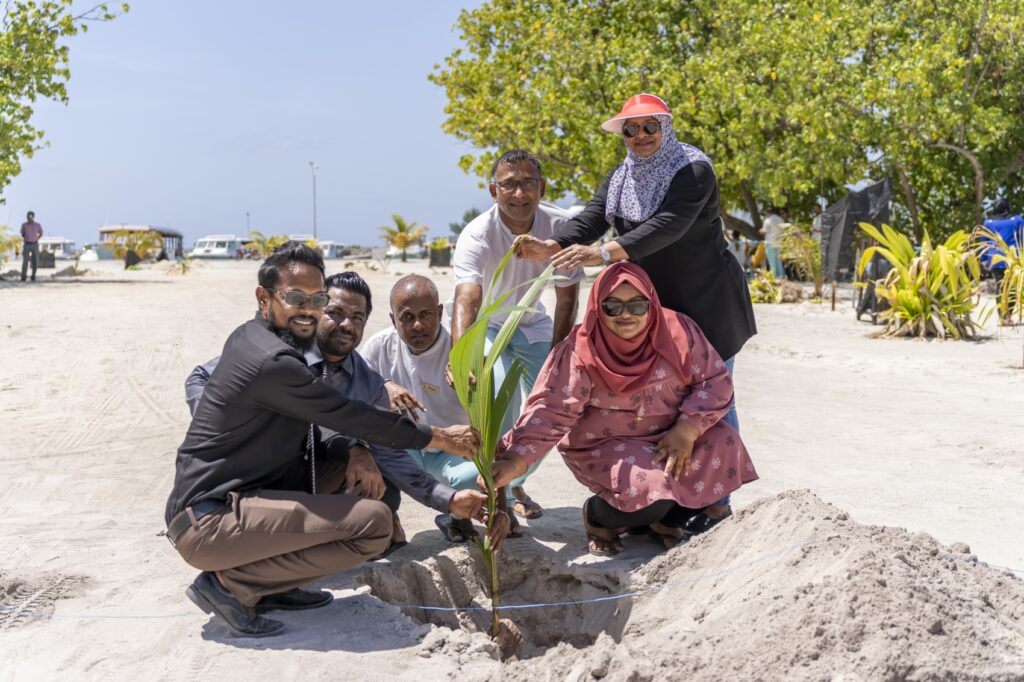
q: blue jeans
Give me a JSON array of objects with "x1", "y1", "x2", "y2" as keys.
[
  {"x1": 407, "y1": 449, "x2": 480, "y2": 491},
  {"x1": 716, "y1": 355, "x2": 739, "y2": 506},
  {"x1": 486, "y1": 327, "x2": 550, "y2": 489},
  {"x1": 765, "y1": 245, "x2": 784, "y2": 278}
]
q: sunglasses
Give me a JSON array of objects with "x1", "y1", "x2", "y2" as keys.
[
  {"x1": 600, "y1": 298, "x2": 651, "y2": 317},
  {"x1": 622, "y1": 120, "x2": 660, "y2": 138},
  {"x1": 266, "y1": 288, "x2": 329, "y2": 308}
]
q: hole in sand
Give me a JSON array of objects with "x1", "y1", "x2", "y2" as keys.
[{"x1": 358, "y1": 549, "x2": 632, "y2": 659}]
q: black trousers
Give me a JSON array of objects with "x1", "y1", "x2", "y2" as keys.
[{"x1": 586, "y1": 495, "x2": 701, "y2": 530}]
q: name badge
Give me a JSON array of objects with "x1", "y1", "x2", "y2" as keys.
[{"x1": 421, "y1": 382, "x2": 440, "y2": 394}]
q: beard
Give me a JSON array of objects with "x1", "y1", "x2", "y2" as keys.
[{"x1": 276, "y1": 328, "x2": 316, "y2": 352}]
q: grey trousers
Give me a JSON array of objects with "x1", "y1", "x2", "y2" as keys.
[
  {"x1": 171, "y1": 460, "x2": 392, "y2": 607},
  {"x1": 21, "y1": 241, "x2": 38, "y2": 280}
]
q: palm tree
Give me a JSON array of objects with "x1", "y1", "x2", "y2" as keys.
[
  {"x1": 379, "y1": 214, "x2": 428, "y2": 262},
  {"x1": 111, "y1": 229, "x2": 165, "y2": 267},
  {"x1": 0, "y1": 225, "x2": 20, "y2": 269},
  {"x1": 244, "y1": 231, "x2": 288, "y2": 258}
]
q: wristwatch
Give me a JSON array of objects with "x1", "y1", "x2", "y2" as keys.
[{"x1": 599, "y1": 244, "x2": 612, "y2": 264}]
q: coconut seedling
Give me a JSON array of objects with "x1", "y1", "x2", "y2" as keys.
[{"x1": 448, "y1": 246, "x2": 555, "y2": 639}]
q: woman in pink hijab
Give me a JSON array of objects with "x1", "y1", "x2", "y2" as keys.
[{"x1": 491, "y1": 262, "x2": 757, "y2": 555}]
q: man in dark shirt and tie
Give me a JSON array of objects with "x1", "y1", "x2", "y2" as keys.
[
  {"x1": 185, "y1": 271, "x2": 476, "y2": 555},
  {"x1": 20, "y1": 211, "x2": 42, "y2": 282},
  {"x1": 166, "y1": 245, "x2": 503, "y2": 638}
]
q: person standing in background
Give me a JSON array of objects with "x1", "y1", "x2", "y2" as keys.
[{"x1": 20, "y1": 211, "x2": 42, "y2": 282}]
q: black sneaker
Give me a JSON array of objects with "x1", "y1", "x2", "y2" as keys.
[
  {"x1": 255, "y1": 588, "x2": 333, "y2": 612},
  {"x1": 185, "y1": 572, "x2": 285, "y2": 637}
]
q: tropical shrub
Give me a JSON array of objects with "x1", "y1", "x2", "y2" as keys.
[
  {"x1": 245, "y1": 231, "x2": 288, "y2": 258},
  {"x1": 973, "y1": 226, "x2": 1024, "y2": 326},
  {"x1": 780, "y1": 223, "x2": 824, "y2": 298},
  {"x1": 749, "y1": 270, "x2": 782, "y2": 303},
  {"x1": 857, "y1": 223, "x2": 988, "y2": 339},
  {"x1": 0, "y1": 225, "x2": 20, "y2": 268},
  {"x1": 449, "y1": 247, "x2": 555, "y2": 639},
  {"x1": 111, "y1": 229, "x2": 164, "y2": 266}
]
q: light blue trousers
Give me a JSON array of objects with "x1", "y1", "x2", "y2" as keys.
[
  {"x1": 717, "y1": 355, "x2": 739, "y2": 505},
  {"x1": 486, "y1": 326, "x2": 550, "y2": 488}
]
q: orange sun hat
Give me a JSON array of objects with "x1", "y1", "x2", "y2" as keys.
[{"x1": 600, "y1": 93, "x2": 672, "y2": 133}]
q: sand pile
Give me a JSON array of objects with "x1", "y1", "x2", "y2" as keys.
[{"x1": 366, "y1": 491, "x2": 1024, "y2": 680}]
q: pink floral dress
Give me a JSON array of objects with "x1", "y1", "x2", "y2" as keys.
[{"x1": 502, "y1": 313, "x2": 757, "y2": 512}]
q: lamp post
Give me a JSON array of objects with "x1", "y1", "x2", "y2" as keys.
[
  {"x1": 309, "y1": 161, "x2": 319, "y2": 240},
  {"x1": 245, "y1": 211, "x2": 250, "y2": 234}
]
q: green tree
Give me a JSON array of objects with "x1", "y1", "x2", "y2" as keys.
[
  {"x1": 379, "y1": 214, "x2": 428, "y2": 262},
  {"x1": 0, "y1": 1, "x2": 128, "y2": 196},
  {"x1": 449, "y1": 207, "x2": 481, "y2": 237},
  {"x1": 431, "y1": 0, "x2": 1024, "y2": 241}
]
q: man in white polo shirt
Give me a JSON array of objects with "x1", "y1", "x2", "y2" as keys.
[
  {"x1": 362, "y1": 275, "x2": 488, "y2": 543},
  {"x1": 450, "y1": 149, "x2": 582, "y2": 520}
]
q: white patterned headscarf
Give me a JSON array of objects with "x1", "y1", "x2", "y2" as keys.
[{"x1": 605, "y1": 114, "x2": 712, "y2": 224}]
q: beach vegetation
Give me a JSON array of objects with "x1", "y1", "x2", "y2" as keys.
[
  {"x1": 857, "y1": 223, "x2": 988, "y2": 339},
  {"x1": 781, "y1": 224, "x2": 824, "y2": 298},
  {"x1": 379, "y1": 214, "x2": 428, "y2": 262},
  {"x1": 0, "y1": 225, "x2": 20, "y2": 268},
  {"x1": 110, "y1": 229, "x2": 164, "y2": 267},
  {"x1": 448, "y1": 247, "x2": 555, "y2": 639},
  {"x1": 244, "y1": 231, "x2": 287, "y2": 258},
  {"x1": 749, "y1": 270, "x2": 782, "y2": 303},
  {"x1": 973, "y1": 226, "x2": 1024, "y2": 326},
  {"x1": 449, "y1": 207, "x2": 480, "y2": 237}
]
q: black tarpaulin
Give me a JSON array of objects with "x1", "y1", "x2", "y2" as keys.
[{"x1": 820, "y1": 178, "x2": 892, "y2": 281}]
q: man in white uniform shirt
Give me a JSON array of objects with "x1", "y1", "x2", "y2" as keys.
[
  {"x1": 450, "y1": 149, "x2": 582, "y2": 520},
  {"x1": 362, "y1": 275, "x2": 489, "y2": 543}
]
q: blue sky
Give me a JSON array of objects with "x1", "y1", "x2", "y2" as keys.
[{"x1": 1, "y1": 1, "x2": 502, "y2": 247}]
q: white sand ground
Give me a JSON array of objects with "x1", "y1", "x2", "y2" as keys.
[{"x1": 1, "y1": 259, "x2": 1022, "y2": 680}]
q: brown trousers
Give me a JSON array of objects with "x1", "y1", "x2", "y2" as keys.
[{"x1": 172, "y1": 460, "x2": 392, "y2": 607}]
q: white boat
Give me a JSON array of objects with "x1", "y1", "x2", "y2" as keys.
[
  {"x1": 38, "y1": 236, "x2": 78, "y2": 260},
  {"x1": 192, "y1": 234, "x2": 245, "y2": 259}
]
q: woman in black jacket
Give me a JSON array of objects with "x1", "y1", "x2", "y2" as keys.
[{"x1": 515, "y1": 93, "x2": 756, "y2": 534}]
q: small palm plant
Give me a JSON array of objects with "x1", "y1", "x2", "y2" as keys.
[
  {"x1": 111, "y1": 229, "x2": 165, "y2": 267},
  {"x1": 379, "y1": 214, "x2": 428, "y2": 262},
  {"x1": 780, "y1": 223, "x2": 824, "y2": 298},
  {"x1": 973, "y1": 226, "x2": 1024, "y2": 326},
  {"x1": 448, "y1": 247, "x2": 555, "y2": 639},
  {"x1": 0, "y1": 225, "x2": 20, "y2": 270},
  {"x1": 857, "y1": 223, "x2": 988, "y2": 339},
  {"x1": 245, "y1": 231, "x2": 288, "y2": 258}
]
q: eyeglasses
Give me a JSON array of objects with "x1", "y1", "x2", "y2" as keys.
[
  {"x1": 622, "y1": 120, "x2": 660, "y2": 139},
  {"x1": 600, "y1": 298, "x2": 651, "y2": 317},
  {"x1": 266, "y1": 288, "x2": 329, "y2": 308},
  {"x1": 493, "y1": 178, "x2": 540, "y2": 193}
]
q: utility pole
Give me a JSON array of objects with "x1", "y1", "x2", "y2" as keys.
[
  {"x1": 309, "y1": 161, "x2": 319, "y2": 240},
  {"x1": 245, "y1": 211, "x2": 250, "y2": 234}
]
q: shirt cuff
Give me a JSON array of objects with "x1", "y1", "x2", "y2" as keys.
[
  {"x1": 428, "y1": 482, "x2": 457, "y2": 514},
  {"x1": 454, "y1": 275, "x2": 483, "y2": 286}
]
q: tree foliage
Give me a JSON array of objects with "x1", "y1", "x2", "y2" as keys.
[
  {"x1": 110, "y1": 228, "x2": 163, "y2": 262},
  {"x1": 0, "y1": 1, "x2": 128, "y2": 197},
  {"x1": 449, "y1": 206, "x2": 481, "y2": 236},
  {"x1": 431, "y1": 0, "x2": 1024, "y2": 241}
]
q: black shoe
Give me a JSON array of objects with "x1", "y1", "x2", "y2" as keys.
[
  {"x1": 185, "y1": 572, "x2": 285, "y2": 637},
  {"x1": 255, "y1": 588, "x2": 333, "y2": 612},
  {"x1": 683, "y1": 507, "x2": 733, "y2": 537},
  {"x1": 30, "y1": 276, "x2": 35, "y2": 282}
]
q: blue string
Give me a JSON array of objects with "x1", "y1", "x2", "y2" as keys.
[{"x1": 1, "y1": 539, "x2": 1018, "y2": 622}]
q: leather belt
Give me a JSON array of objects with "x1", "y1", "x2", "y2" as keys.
[{"x1": 166, "y1": 499, "x2": 227, "y2": 547}]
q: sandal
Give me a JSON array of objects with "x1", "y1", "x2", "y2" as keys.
[
  {"x1": 684, "y1": 505, "x2": 733, "y2": 537},
  {"x1": 582, "y1": 499, "x2": 623, "y2": 557},
  {"x1": 649, "y1": 522, "x2": 686, "y2": 551},
  {"x1": 511, "y1": 487, "x2": 544, "y2": 519},
  {"x1": 434, "y1": 514, "x2": 479, "y2": 543}
]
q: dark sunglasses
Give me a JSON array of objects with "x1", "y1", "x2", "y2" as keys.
[
  {"x1": 266, "y1": 288, "x2": 329, "y2": 308},
  {"x1": 600, "y1": 298, "x2": 651, "y2": 317},
  {"x1": 622, "y1": 120, "x2": 660, "y2": 138}
]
